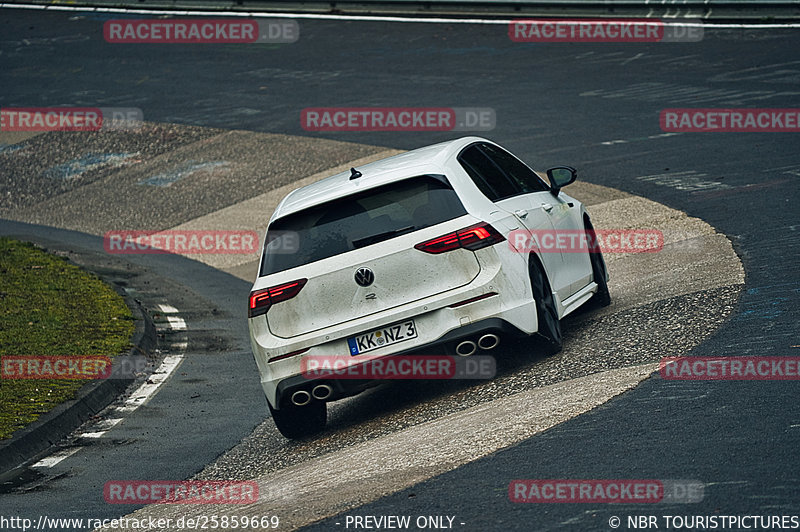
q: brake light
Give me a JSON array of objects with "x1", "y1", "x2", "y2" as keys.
[
  {"x1": 415, "y1": 222, "x2": 505, "y2": 254},
  {"x1": 248, "y1": 278, "x2": 307, "y2": 318},
  {"x1": 413, "y1": 232, "x2": 461, "y2": 254}
]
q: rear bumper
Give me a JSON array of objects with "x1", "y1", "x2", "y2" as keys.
[
  {"x1": 273, "y1": 317, "x2": 528, "y2": 409},
  {"x1": 250, "y1": 241, "x2": 538, "y2": 409}
]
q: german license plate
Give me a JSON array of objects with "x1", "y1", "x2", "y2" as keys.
[{"x1": 347, "y1": 320, "x2": 417, "y2": 355}]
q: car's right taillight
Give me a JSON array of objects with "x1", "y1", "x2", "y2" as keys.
[
  {"x1": 248, "y1": 278, "x2": 307, "y2": 318},
  {"x1": 415, "y1": 222, "x2": 505, "y2": 254}
]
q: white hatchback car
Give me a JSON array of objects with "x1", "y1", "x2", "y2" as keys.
[{"x1": 248, "y1": 137, "x2": 609, "y2": 438}]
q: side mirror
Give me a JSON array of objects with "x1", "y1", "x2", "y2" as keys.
[{"x1": 545, "y1": 166, "x2": 577, "y2": 197}]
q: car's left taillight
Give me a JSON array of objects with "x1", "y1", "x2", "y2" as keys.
[
  {"x1": 248, "y1": 278, "x2": 307, "y2": 318},
  {"x1": 414, "y1": 222, "x2": 505, "y2": 254}
]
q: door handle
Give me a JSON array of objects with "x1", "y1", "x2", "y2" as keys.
[
  {"x1": 514, "y1": 209, "x2": 528, "y2": 219},
  {"x1": 541, "y1": 203, "x2": 554, "y2": 213}
]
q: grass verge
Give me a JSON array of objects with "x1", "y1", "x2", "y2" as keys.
[{"x1": 0, "y1": 237, "x2": 135, "y2": 440}]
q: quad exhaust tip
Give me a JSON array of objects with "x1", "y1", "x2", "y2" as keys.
[
  {"x1": 478, "y1": 333, "x2": 500, "y2": 350},
  {"x1": 291, "y1": 390, "x2": 311, "y2": 406},
  {"x1": 312, "y1": 384, "x2": 333, "y2": 401},
  {"x1": 455, "y1": 340, "x2": 478, "y2": 357}
]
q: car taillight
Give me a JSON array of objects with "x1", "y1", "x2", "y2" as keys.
[
  {"x1": 415, "y1": 222, "x2": 505, "y2": 254},
  {"x1": 248, "y1": 278, "x2": 307, "y2": 318}
]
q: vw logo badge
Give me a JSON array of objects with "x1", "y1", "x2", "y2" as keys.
[{"x1": 354, "y1": 267, "x2": 374, "y2": 287}]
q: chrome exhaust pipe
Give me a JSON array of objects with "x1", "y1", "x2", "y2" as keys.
[
  {"x1": 311, "y1": 384, "x2": 333, "y2": 401},
  {"x1": 291, "y1": 390, "x2": 311, "y2": 406},
  {"x1": 455, "y1": 340, "x2": 477, "y2": 357},
  {"x1": 478, "y1": 333, "x2": 500, "y2": 350}
]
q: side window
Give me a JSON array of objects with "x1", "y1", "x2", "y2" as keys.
[
  {"x1": 457, "y1": 145, "x2": 521, "y2": 201},
  {"x1": 479, "y1": 144, "x2": 550, "y2": 193}
]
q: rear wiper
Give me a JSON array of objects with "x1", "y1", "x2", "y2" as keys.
[{"x1": 352, "y1": 226, "x2": 416, "y2": 249}]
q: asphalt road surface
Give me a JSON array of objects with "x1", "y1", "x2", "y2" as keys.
[{"x1": 0, "y1": 6, "x2": 798, "y2": 532}]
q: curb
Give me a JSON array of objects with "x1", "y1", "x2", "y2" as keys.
[{"x1": 0, "y1": 292, "x2": 157, "y2": 478}]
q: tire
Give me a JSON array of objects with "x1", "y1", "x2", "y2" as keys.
[
  {"x1": 586, "y1": 223, "x2": 611, "y2": 307},
  {"x1": 269, "y1": 399, "x2": 327, "y2": 439},
  {"x1": 529, "y1": 258, "x2": 562, "y2": 355}
]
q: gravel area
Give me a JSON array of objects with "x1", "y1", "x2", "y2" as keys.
[{"x1": 196, "y1": 284, "x2": 741, "y2": 481}]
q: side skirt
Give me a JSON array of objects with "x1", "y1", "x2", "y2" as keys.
[{"x1": 557, "y1": 282, "x2": 598, "y2": 319}]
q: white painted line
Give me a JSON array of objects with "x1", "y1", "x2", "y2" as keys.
[
  {"x1": 2, "y1": 3, "x2": 800, "y2": 27},
  {"x1": 98, "y1": 417, "x2": 124, "y2": 429},
  {"x1": 116, "y1": 354, "x2": 184, "y2": 413},
  {"x1": 78, "y1": 418, "x2": 123, "y2": 438},
  {"x1": 600, "y1": 132, "x2": 681, "y2": 145},
  {"x1": 79, "y1": 431, "x2": 110, "y2": 439},
  {"x1": 166, "y1": 316, "x2": 186, "y2": 330},
  {"x1": 620, "y1": 52, "x2": 645, "y2": 66},
  {"x1": 116, "y1": 305, "x2": 185, "y2": 413},
  {"x1": 31, "y1": 447, "x2": 81, "y2": 468},
  {"x1": 29, "y1": 302, "x2": 187, "y2": 466}
]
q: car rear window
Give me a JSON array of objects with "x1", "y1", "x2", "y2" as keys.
[{"x1": 259, "y1": 174, "x2": 467, "y2": 276}]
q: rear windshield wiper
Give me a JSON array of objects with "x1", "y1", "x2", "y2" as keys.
[{"x1": 352, "y1": 225, "x2": 416, "y2": 249}]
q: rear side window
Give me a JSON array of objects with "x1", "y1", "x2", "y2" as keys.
[
  {"x1": 458, "y1": 145, "x2": 520, "y2": 201},
  {"x1": 260, "y1": 175, "x2": 467, "y2": 276},
  {"x1": 458, "y1": 143, "x2": 549, "y2": 201},
  {"x1": 479, "y1": 143, "x2": 550, "y2": 194}
]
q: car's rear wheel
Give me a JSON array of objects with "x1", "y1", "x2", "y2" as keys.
[
  {"x1": 529, "y1": 258, "x2": 562, "y2": 355},
  {"x1": 269, "y1": 400, "x2": 327, "y2": 439},
  {"x1": 586, "y1": 222, "x2": 611, "y2": 307}
]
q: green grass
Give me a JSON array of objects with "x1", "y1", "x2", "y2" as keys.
[{"x1": 0, "y1": 237, "x2": 135, "y2": 440}]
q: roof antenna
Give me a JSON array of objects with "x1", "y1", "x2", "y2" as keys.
[{"x1": 349, "y1": 167, "x2": 362, "y2": 180}]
